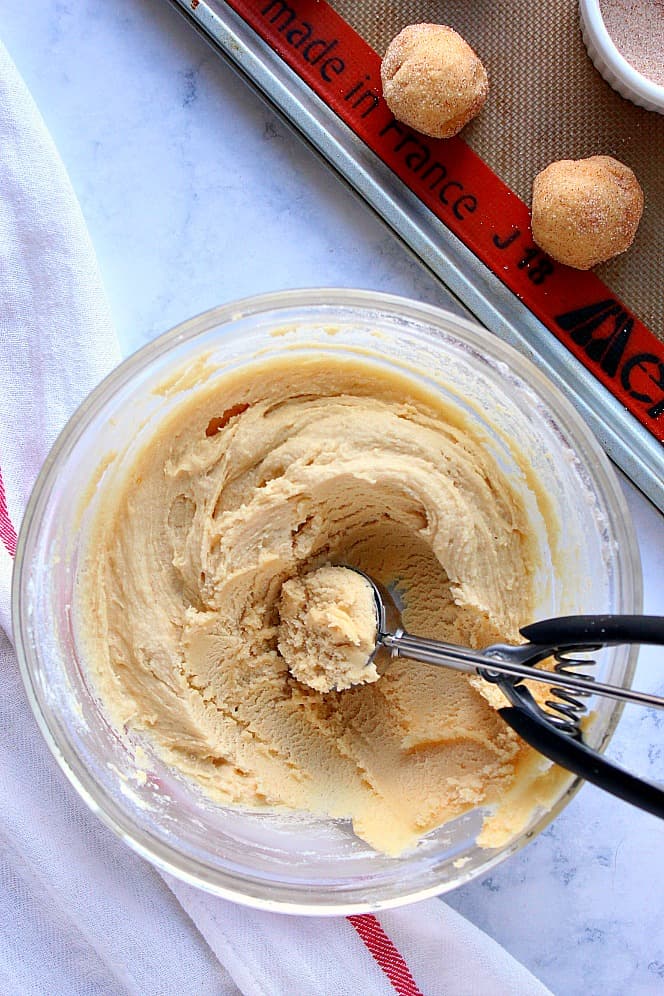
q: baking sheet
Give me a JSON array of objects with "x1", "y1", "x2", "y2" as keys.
[{"x1": 166, "y1": 0, "x2": 664, "y2": 511}]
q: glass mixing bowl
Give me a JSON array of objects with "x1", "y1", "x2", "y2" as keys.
[{"x1": 13, "y1": 289, "x2": 641, "y2": 914}]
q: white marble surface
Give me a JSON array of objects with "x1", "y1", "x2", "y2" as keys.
[{"x1": 2, "y1": 2, "x2": 662, "y2": 993}]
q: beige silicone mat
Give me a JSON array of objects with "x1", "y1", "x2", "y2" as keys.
[{"x1": 332, "y1": 0, "x2": 664, "y2": 338}]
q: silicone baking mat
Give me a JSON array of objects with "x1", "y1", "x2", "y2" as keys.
[
  {"x1": 334, "y1": 0, "x2": 664, "y2": 337},
  {"x1": 169, "y1": 0, "x2": 664, "y2": 508}
]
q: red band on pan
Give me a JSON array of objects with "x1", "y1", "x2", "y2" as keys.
[
  {"x1": 223, "y1": 0, "x2": 664, "y2": 443},
  {"x1": 348, "y1": 914, "x2": 425, "y2": 996}
]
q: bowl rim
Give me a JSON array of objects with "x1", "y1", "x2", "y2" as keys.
[
  {"x1": 579, "y1": 0, "x2": 664, "y2": 108},
  {"x1": 11, "y1": 288, "x2": 643, "y2": 914}
]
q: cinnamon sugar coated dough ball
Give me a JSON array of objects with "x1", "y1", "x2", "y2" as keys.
[
  {"x1": 531, "y1": 156, "x2": 644, "y2": 270},
  {"x1": 381, "y1": 24, "x2": 488, "y2": 139}
]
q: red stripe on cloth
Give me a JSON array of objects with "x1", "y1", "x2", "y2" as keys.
[
  {"x1": 0, "y1": 467, "x2": 17, "y2": 558},
  {"x1": 348, "y1": 914, "x2": 425, "y2": 996}
]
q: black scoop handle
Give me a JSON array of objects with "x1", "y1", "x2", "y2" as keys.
[
  {"x1": 520, "y1": 614, "x2": 664, "y2": 649},
  {"x1": 499, "y1": 705, "x2": 664, "y2": 820}
]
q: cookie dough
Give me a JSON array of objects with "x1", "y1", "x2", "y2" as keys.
[
  {"x1": 531, "y1": 156, "x2": 644, "y2": 269},
  {"x1": 381, "y1": 24, "x2": 488, "y2": 139},
  {"x1": 79, "y1": 354, "x2": 564, "y2": 856},
  {"x1": 278, "y1": 566, "x2": 379, "y2": 692}
]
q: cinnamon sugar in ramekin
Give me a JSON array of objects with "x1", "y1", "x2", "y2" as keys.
[
  {"x1": 599, "y1": 0, "x2": 664, "y2": 86},
  {"x1": 579, "y1": 0, "x2": 664, "y2": 112}
]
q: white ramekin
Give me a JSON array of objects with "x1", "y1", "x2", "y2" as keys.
[{"x1": 579, "y1": 0, "x2": 664, "y2": 113}]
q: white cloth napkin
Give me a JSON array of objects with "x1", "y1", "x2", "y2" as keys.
[{"x1": 0, "y1": 39, "x2": 553, "y2": 996}]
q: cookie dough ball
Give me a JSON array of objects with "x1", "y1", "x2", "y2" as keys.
[
  {"x1": 278, "y1": 566, "x2": 379, "y2": 693},
  {"x1": 381, "y1": 24, "x2": 488, "y2": 139},
  {"x1": 531, "y1": 156, "x2": 644, "y2": 270}
]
